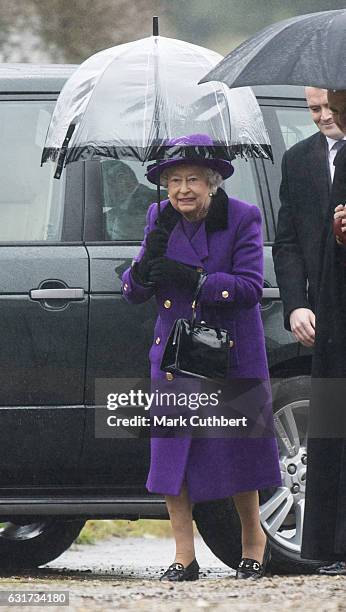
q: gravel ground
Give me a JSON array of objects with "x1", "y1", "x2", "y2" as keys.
[{"x1": 0, "y1": 537, "x2": 345, "y2": 611}]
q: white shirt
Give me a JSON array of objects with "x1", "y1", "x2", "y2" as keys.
[{"x1": 326, "y1": 136, "x2": 346, "y2": 182}]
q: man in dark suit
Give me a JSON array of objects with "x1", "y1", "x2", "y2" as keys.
[
  {"x1": 273, "y1": 87, "x2": 344, "y2": 346},
  {"x1": 273, "y1": 88, "x2": 346, "y2": 575},
  {"x1": 300, "y1": 89, "x2": 346, "y2": 575}
]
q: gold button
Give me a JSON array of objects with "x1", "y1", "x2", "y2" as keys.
[
  {"x1": 166, "y1": 372, "x2": 174, "y2": 381},
  {"x1": 222, "y1": 290, "x2": 229, "y2": 299},
  {"x1": 155, "y1": 337, "x2": 161, "y2": 345},
  {"x1": 229, "y1": 340, "x2": 234, "y2": 348},
  {"x1": 164, "y1": 300, "x2": 172, "y2": 309},
  {"x1": 196, "y1": 267, "x2": 203, "y2": 273},
  {"x1": 123, "y1": 283, "x2": 129, "y2": 291}
]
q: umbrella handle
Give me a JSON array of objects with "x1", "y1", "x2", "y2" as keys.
[
  {"x1": 152, "y1": 16, "x2": 161, "y2": 221},
  {"x1": 54, "y1": 123, "x2": 75, "y2": 179},
  {"x1": 153, "y1": 16, "x2": 159, "y2": 36},
  {"x1": 156, "y1": 161, "x2": 161, "y2": 222}
]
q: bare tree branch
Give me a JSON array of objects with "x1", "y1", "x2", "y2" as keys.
[{"x1": 29, "y1": 0, "x2": 162, "y2": 62}]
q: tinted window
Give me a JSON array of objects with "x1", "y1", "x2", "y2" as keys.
[
  {"x1": 275, "y1": 107, "x2": 318, "y2": 149},
  {"x1": 0, "y1": 101, "x2": 65, "y2": 241},
  {"x1": 261, "y1": 104, "x2": 317, "y2": 234},
  {"x1": 224, "y1": 158, "x2": 258, "y2": 205},
  {"x1": 101, "y1": 159, "x2": 165, "y2": 241},
  {"x1": 101, "y1": 156, "x2": 264, "y2": 241}
]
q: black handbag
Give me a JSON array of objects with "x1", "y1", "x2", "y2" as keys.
[{"x1": 160, "y1": 274, "x2": 232, "y2": 380}]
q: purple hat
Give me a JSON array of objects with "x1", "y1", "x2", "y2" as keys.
[{"x1": 146, "y1": 134, "x2": 234, "y2": 185}]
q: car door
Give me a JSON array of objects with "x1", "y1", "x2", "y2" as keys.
[
  {"x1": 80, "y1": 160, "x2": 153, "y2": 493},
  {"x1": 0, "y1": 96, "x2": 88, "y2": 488}
]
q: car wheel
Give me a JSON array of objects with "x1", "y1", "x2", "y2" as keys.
[
  {"x1": 193, "y1": 375, "x2": 325, "y2": 574},
  {"x1": 0, "y1": 519, "x2": 85, "y2": 569}
]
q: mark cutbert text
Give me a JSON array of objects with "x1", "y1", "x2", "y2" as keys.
[{"x1": 107, "y1": 415, "x2": 248, "y2": 428}]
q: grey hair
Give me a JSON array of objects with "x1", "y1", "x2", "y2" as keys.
[{"x1": 160, "y1": 166, "x2": 223, "y2": 194}]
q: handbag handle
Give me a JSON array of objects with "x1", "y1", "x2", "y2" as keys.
[{"x1": 191, "y1": 273, "x2": 208, "y2": 325}]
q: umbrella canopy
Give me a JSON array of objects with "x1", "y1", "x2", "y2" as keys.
[
  {"x1": 199, "y1": 9, "x2": 346, "y2": 91},
  {"x1": 41, "y1": 35, "x2": 272, "y2": 178}
]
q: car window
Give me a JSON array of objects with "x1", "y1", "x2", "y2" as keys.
[
  {"x1": 0, "y1": 101, "x2": 65, "y2": 241},
  {"x1": 275, "y1": 107, "x2": 318, "y2": 149},
  {"x1": 101, "y1": 159, "x2": 165, "y2": 241},
  {"x1": 223, "y1": 157, "x2": 258, "y2": 206},
  {"x1": 260, "y1": 104, "x2": 318, "y2": 236},
  {"x1": 100, "y1": 156, "x2": 265, "y2": 241}
]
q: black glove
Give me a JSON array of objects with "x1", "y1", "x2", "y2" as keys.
[
  {"x1": 131, "y1": 228, "x2": 169, "y2": 286},
  {"x1": 131, "y1": 256, "x2": 152, "y2": 286},
  {"x1": 145, "y1": 228, "x2": 169, "y2": 258},
  {"x1": 148, "y1": 257, "x2": 201, "y2": 290}
]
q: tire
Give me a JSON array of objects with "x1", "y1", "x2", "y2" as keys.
[
  {"x1": 194, "y1": 375, "x2": 325, "y2": 575},
  {"x1": 0, "y1": 519, "x2": 85, "y2": 569}
]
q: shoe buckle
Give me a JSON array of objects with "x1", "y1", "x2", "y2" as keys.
[
  {"x1": 252, "y1": 561, "x2": 260, "y2": 571},
  {"x1": 239, "y1": 558, "x2": 261, "y2": 572},
  {"x1": 171, "y1": 563, "x2": 184, "y2": 571}
]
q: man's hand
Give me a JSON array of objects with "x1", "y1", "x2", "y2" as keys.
[
  {"x1": 334, "y1": 204, "x2": 346, "y2": 246},
  {"x1": 289, "y1": 308, "x2": 315, "y2": 347}
]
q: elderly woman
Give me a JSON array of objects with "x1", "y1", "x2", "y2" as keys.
[{"x1": 122, "y1": 134, "x2": 281, "y2": 581}]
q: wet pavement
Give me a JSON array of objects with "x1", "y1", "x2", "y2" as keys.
[{"x1": 0, "y1": 537, "x2": 345, "y2": 611}]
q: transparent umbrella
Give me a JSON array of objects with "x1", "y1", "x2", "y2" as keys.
[{"x1": 41, "y1": 20, "x2": 271, "y2": 181}]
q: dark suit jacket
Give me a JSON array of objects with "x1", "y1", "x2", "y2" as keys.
[
  {"x1": 301, "y1": 143, "x2": 346, "y2": 561},
  {"x1": 272, "y1": 131, "x2": 330, "y2": 330}
]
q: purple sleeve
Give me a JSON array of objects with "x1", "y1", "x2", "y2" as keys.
[
  {"x1": 121, "y1": 203, "x2": 158, "y2": 304},
  {"x1": 200, "y1": 206, "x2": 263, "y2": 308}
]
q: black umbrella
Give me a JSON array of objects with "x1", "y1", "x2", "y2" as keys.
[{"x1": 199, "y1": 9, "x2": 346, "y2": 91}]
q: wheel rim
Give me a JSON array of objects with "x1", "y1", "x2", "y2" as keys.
[
  {"x1": 0, "y1": 521, "x2": 53, "y2": 541},
  {"x1": 260, "y1": 399, "x2": 308, "y2": 554}
]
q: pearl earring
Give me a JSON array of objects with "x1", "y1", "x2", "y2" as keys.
[{"x1": 209, "y1": 192, "x2": 213, "y2": 197}]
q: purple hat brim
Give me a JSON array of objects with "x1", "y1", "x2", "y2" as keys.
[{"x1": 146, "y1": 157, "x2": 234, "y2": 185}]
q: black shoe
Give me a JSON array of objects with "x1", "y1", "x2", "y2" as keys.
[
  {"x1": 318, "y1": 561, "x2": 346, "y2": 575},
  {"x1": 236, "y1": 539, "x2": 271, "y2": 580},
  {"x1": 160, "y1": 559, "x2": 200, "y2": 581}
]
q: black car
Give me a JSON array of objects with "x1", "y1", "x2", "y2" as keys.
[{"x1": 0, "y1": 64, "x2": 318, "y2": 573}]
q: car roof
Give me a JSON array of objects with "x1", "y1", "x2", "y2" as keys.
[
  {"x1": 0, "y1": 63, "x2": 306, "y2": 100},
  {"x1": 253, "y1": 85, "x2": 305, "y2": 100},
  {"x1": 0, "y1": 63, "x2": 78, "y2": 93}
]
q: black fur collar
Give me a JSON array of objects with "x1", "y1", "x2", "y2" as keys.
[{"x1": 155, "y1": 187, "x2": 229, "y2": 234}]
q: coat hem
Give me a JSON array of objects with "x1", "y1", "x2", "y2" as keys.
[{"x1": 146, "y1": 476, "x2": 283, "y2": 503}]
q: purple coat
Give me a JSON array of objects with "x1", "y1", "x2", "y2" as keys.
[{"x1": 122, "y1": 192, "x2": 281, "y2": 502}]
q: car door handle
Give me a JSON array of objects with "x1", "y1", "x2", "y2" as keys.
[{"x1": 30, "y1": 288, "x2": 85, "y2": 300}]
